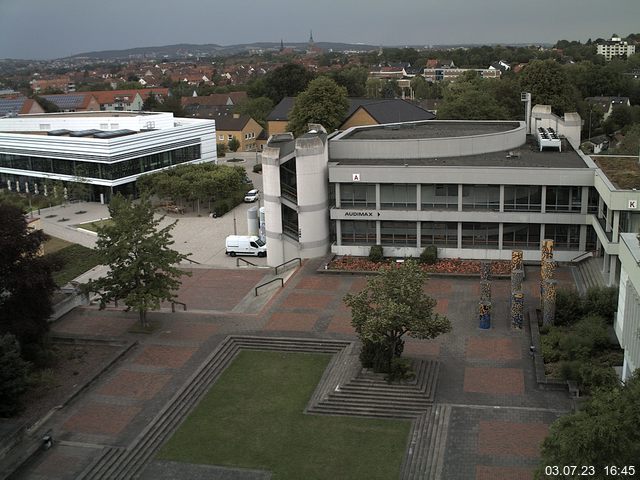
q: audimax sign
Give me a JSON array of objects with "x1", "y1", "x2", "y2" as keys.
[{"x1": 344, "y1": 211, "x2": 381, "y2": 217}]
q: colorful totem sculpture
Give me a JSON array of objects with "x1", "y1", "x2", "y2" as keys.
[
  {"x1": 478, "y1": 261, "x2": 492, "y2": 328},
  {"x1": 540, "y1": 239, "x2": 557, "y2": 325},
  {"x1": 479, "y1": 301, "x2": 491, "y2": 329},
  {"x1": 510, "y1": 250, "x2": 525, "y2": 329},
  {"x1": 511, "y1": 291, "x2": 524, "y2": 329},
  {"x1": 542, "y1": 280, "x2": 557, "y2": 326}
]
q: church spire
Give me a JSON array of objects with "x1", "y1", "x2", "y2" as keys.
[
  {"x1": 280, "y1": 39, "x2": 284, "y2": 52},
  {"x1": 309, "y1": 30, "x2": 314, "y2": 45}
]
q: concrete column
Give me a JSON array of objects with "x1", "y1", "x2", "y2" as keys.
[
  {"x1": 335, "y1": 183, "x2": 341, "y2": 208},
  {"x1": 498, "y1": 223, "x2": 504, "y2": 251},
  {"x1": 606, "y1": 207, "x2": 613, "y2": 233},
  {"x1": 416, "y1": 184, "x2": 421, "y2": 211},
  {"x1": 540, "y1": 186, "x2": 547, "y2": 214},
  {"x1": 458, "y1": 184, "x2": 463, "y2": 212},
  {"x1": 499, "y1": 185, "x2": 505, "y2": 213},
  {"x1": 376, "y1": 220, "x2": 381, "y2": 245},
  {"x1": 603, "y1": 252, "x2": 610, "y2": 274},
  {"x1": 336, "y1": 220, "x2": 342, "y2": 246},
  {"x1": 539, "y1": 224, "x2": 545, "y2": 250},
  {"x1": 598, "y1": 195, "x2": 604, "y2": 219},
  {"x1": 612, "y1": 210, "x2": 620, "y2": 242},
  {"x1": 375, "y1": 184, "x2": 381, "y2": 210},
  {"x1": 579, "y1": 225, "x2": 587, "y2": 252},
  {"x1": 262, "y1": 143, "x2": 285, "y2": 267},
  {"x1": 457, "y1": 222, "x2": 462, "y2": 249},
  {"x1": 609, "y1": 255, "x2": 618, "y2": 286},
  {"x1": 416, "y1": 222, "x2": 421, "y2": 249},
  {"x1": 581, "y1": 186, "x2": 589, "y2": 215}
]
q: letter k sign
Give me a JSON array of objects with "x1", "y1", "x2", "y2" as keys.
[{"x1": 629, "y1": 200, "x2": 638, "y2": 209}]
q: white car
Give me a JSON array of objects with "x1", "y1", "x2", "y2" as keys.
[{"x1": 244, "y1": 189, "x2": 260, "y2": 202}]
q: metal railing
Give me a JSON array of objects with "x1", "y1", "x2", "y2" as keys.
[
  {"x1": 236, "y1": 257, "x2": 258, "y2": 267},
  {"x1": 275, "y1": 257, "x2": 301, "y2": 275},
  {"x1": 171, "y1": 301, "x2": 187, "y2": 312},
  {"x1": 255, "y1": 278, "x2": 283, "y2": 296},
  {"x1": 183, "y1": 257, "x2": 201, "y2": 265},
  {"x1": 570, "y1": 250, "x2": 596, "y2": 263}
]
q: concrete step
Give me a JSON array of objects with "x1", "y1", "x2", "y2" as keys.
[
  {"x1": 325, "y1": 395, "x2": 429, "y2": 410},
  {"x1": 310, "y1": 404, "x2": 420, "y2": 419}
]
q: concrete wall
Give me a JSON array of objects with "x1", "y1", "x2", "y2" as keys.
[
  {"x1": 616, "y1": 233, "x2": 640, "y2": 380},
  {"x1": 262, "y1": 142, "x2": 286, "y2": 266},
  {"x1": 530, "y1": 105, "x2": 582, "y2": 149}
]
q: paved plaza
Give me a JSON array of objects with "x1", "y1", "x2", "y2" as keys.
[{"x1": 9, "y1": 254, "x2": 579, "y2": 480}]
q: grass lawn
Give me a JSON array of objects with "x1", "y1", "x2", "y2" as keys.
[
  {"x1": 76, "y1": 219, "x2": 113, "y2": 232},
  {"x1": 42, "y1": 236, "x2": 73, "y2": 255},
  {"x1": 158, "y1": 350, "x2": 411, "y2": 480},
  {"x1": 45, "y1": 242, "x2": 102, "y2": 286}
]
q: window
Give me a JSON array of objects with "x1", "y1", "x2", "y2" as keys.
[
  {"x1": 219, "y1": 135, "x2": 224, "y2": 141},
  {"x1": 462, "y1": 185, "x2": 500, "y2": 211},
  {"x1": 588, "y1": 187, "x2": 599, "y2": 214},
  {"x1": 502, "y1": 223, "x2": 541, "y2": 249},
  {"x1": 504, "y1": 186, "x2": 542, "y2": 212},
  {"x1": 340, "y1": 183, "x2": 376, "y2": 208},
  {"x1": 110, "y1": 123, "x2": 119, "y2": 130},
  {"x1": 544, "y1": 224, "x2": 580, "y2": 250},
  {"x1": 546, "y1": 186, "x2": 581, "y2": 212},
  {"x1": 380, "y1": 184, "x2": 417, "y2": 209},
  {"x1": 341, "y1": 220, "x2": 377, "y2": 245},
  {"x1": 420, "y1": 222, "x2": 457, "y2": 247},
  {"x1": 421, "y1": 184, "x2": 458, "y2": 210},
  {"x1": 461, "y1": 222, "x2": 499, "y2": 248},
  {"x1": 380, "y1": 221, "x2": 416, "y2": 246},
  {"x1": 228, "y1": 134, "x2": 233, "y2": 141},
  {"x1": 282, "y1": 204, "x2": 299, "y2": 240}
]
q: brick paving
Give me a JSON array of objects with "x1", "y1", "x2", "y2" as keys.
[{"x1": 17, "y1": 260, "x2": 578, "y2": 480}]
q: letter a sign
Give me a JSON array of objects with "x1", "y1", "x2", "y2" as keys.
[{"x1": 352, "y1": 173, "x2": 361, "y2": 182}]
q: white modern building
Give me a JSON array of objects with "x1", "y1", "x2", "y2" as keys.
[
  {"x1": 597, "y1": 35, "x2": 636, "y2": 61},
  {"x1": 616, "y1": 233, "x2": 640, "y2": 381},
  {"x1": 0, "y1": 111, "x2": 216, "y2": 201}
]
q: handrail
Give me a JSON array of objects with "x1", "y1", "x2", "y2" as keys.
[
  {"x1": 236, "y1": 257, "x2": 258, "y2": 267},
  {"x1": 255, "y1": 278, "x2": 283, "y2": 296},
  {"x1": 275, "y1": 257, "x2": 301, "y2": 275},
  {"x1": 183, "y1": 257, "x2": 201, "y2": 265},
  {"x1": 171, "y1": 301, "x2": 187, "y2": 312},
  {"x1": 570, "y1": 250, "x2": 595, "y2": 263}
]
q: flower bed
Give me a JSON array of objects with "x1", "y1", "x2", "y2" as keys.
[{"x1": 328, "y1": 256, "x2": 511, "y2": 276}]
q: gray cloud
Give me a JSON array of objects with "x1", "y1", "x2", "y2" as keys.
[{"x1": 0, "y1": 0, "x2": 638, "y2": 59}]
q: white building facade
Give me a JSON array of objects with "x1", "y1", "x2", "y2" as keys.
[
  {"x1": 597, "y1": 35, "x2": 636, "y2": 61},
  {"x1": 0, "y1": 111, "x2": 216, "y2": 201}
]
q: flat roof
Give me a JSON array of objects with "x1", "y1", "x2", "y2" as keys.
[
  {"x1": 18, "y1": 111, "x2": 161, "y2": 118},
  {"x1": 341, "y1": 121, "x2": 520, "y2": 140},
  {"x1": 331, "y1": 136, "x2": 588, "y2": 169},
  {"x1": 593, "y1": 156, "x2": 640, "y2": 189}
]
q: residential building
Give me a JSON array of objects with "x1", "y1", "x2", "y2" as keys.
[
  {"x1": 89, "y1": 89, "x2": 170, "y2": 111},
  {"x1": 39, "y1": 93, "x2": 100, "y2": 112},
  {"x1": 0, "y1": 111, "x2": 216, "y2": 202},
  {"x1": 181, "y1": 92, "x2": 248, "y2": 108},
  {"x1": 0, "y1": 97, "x2": 45, "y2": 116},
  {"x1": 30, "y1": 76, "x2": 75, "y2": 94},
  {"x1": 183, "y1": 105, "x2": 263, "y2": 152},
  {"x1": 585, "y1": 96, "x2": 631, "y2": 120},
  {"x1": 597, "y1": 35, "x2": 636, "y2": 61}
]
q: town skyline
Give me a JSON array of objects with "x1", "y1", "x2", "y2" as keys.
[{"x1": 0, "y1": 0, "x2": 638, "y2": 60}]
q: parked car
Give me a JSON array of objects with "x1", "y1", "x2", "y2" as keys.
[
  {"x1": 244, "y1": 189, "x2": 260, "y2": 202},
  {"x1": 225, "y1": 235, "x2": 267, "y2": 257}
]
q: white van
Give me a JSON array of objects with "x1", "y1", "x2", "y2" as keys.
[{"x1": 225, "y1": 235, "x2": 267, "y2": 257}]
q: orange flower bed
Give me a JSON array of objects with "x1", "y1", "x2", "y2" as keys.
[{"x1": 329, "y1": 256, "x2": 511, "y2": 275}]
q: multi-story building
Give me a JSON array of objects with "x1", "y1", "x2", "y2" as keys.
[
  {"x1": 0, "y1": 111, "x2": 216, "y2": 201},
  {"x1": 597, "y1": 35, "x2": 636, "y2": 61},
  {"x1": 615, "y1": 233, "x2": 640, "y2": 382}
]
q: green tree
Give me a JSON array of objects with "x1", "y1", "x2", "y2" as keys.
[
  {"x1": 235, "y1": 96, "x2": 274, "y2": 128},
  {"x1": 287, "y1": 77, "x2": 349, "y2": 136},
  {"x1": 0, "y1": 334, "x2": 31, "y2": 417},
  {"x1": 32, "y1": 95, "x2": 59, "y2": 113},
  {"x1": 0, "y1": 204, "x2": 56, "y2": 360},
  {"x1": 251, "y1": 63, "x2": 315, "y2": 104},
  {"x1": 217, "y1": 142, "x2": 228, "y2": 158},
  {"x1": 228, "y1": 136, "x2": 240, "y2": 152},
  {"x1": 86, "y1": 195, "x2": 190, "y2": 327},
  {"x1": 615, "y1": 123, "x2": 640, "y2": 154},
  {"x1": 535, "y1": 372, "x2": 640, "y2": 479},
  {"x1": 519, "y1": 59, "x2": 579, "y2": 115},
  {"x1": 438, "y1": 78, "x2": 509, "y2": 120},
  {"x1": 142, "y1": 91, "x2": 160, "y2": 111},
  {"x1": 327, "y1": 66, "x2": 369, "y2": 97},
  {"x1": 343, "y1": 260, "x2": 451, "y2": 372}
]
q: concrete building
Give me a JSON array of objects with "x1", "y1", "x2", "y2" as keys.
[
  {"x1": 597, "y1": 35, "x2": 636, "y2": 61},
  {"x1": 0, "y1": 111, "x2": 216, "y2": 201},
  {"x1": 615, "y1": 233, "x2": 640, "y2": 381}
]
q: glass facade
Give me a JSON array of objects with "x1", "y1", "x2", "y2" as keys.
[
  {"x1": 461, "y1": 223, "x2": 500, "y2": 248},
  {"x1": 461, "y1": 185, "x2": 500, "y2": 211},
  {"x1": 503, "y1": 186, "x2": 542, "y2": 212},
  {"x1": 546, "y1": 186, "x2": 582, "y2": 212},
  {"x1": 420, "y1": 222, "x2": 458, "y2": 247},
  {"x1": 421, "y1": 184, "x2": 458, "y2": 210},
  {"x1": 0, "y1": 145, "x2": 200, "y2": 181},
  {"x1": 380, "y1": 221, "x2": 416, "y2": 246},
  {"x1": 340, "y1": 183, "x2": 376, "y2": 208},
  {"x1": 341, "y1": 220, "x2": 377, "y2": 245},
  {"x1": 502, "y1": 223, "x2": 541, "y2": 249},
  {"x1": 380, "y1": 184, "x2": 417, "y2": 209},
  {"x1": 282, "y1": 204, "x2": 299, "y2": 240},
  {"x1": 279, "y1": 159, "x2": 297, "y2": 202},
  {"x1": 544, "y1": 224, "x2": 580, "y2": 250}
]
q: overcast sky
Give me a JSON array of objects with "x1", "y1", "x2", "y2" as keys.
[{"x1": 0, "y1": 0, "x2": 638, "y2": 60}]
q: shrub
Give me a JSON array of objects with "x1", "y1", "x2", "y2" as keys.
[
  {"x1": 584, "y1": 286, "x2": 618, "y2": 324},
  {"x1": 541, "y1": 327, "x2": 565, "y2": 363},
  {"x1": 0, "y1": 334, "x2": 31, "y2": 417},
  {"x1": 216, "y1": 142, "x2": 228, "y2": 157},
  {"x1": 419, "y1": 245, "x2": 438, "y2": 265},
  {"x1": 577, "y1": 363, "x2": 619, "y2": 393},
  {"x1": 557, "y1": 315, "x2": 609, "y2": 361},
  {"x1": 386, "y1": 357, "x2": 415, "y2": 382},
  {"x1": 555, "y1": 288, "x2": 584, "y2": 326},
  {"x1": 368, "y1": 244, "x2": 384, "y2": 263},
  {"x1": 253, "y1": 163, "x2": 262, "y2": 173}
]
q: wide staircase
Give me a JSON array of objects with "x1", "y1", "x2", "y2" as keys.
[
  {"x1": 76, "y1": 336, "x2": 448, "y2": 480},
  {"x1": 574, "y1": 256, "x2": 607, "y2": 294}
]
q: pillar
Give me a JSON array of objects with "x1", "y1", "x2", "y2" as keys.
[
  {"x1": 479, "y1": 301, "x2": 491, "y2": 329},
  {"x1": 480, "y1": 261, "x2": 491, "y2": 281},
  {"x1": 511, "y1": 249, "x2": 523, "y2": 272},
  {"x1": 511, "y1": 291, "x2": 524, "y2": 329},
  {"x1": 511, "y1": 269, "x2": 524, "y2": 294},
  {"x1": 542, "y1": 279, "x2": 557, "y2": 326},
  {"x1": 480, "y1": 280, "x2": 491, "y2": 303}
]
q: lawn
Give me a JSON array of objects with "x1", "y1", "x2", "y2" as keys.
[
  {"x1": 158, "y1": 350, "x2": 411, "y2": 480},
  {"x1": 45, "y1": 241, "x2": 102, "y2": 286},
  {"x1": 76, "y1": 219, "x2": 113, "y2": 232}
]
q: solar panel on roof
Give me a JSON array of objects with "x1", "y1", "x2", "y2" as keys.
[
  {"x1": 42, "y1": 95, "x2": 85, "y2": 109},
  {"x1": 93, "y1": 129, "x2": 136, "y2": 139},
  {"x1": 69, "y1": 129, "x2": 102, "y2": 137},
  {"x1": 0, "y1": 98, "x2": 25, "y2": 115}
]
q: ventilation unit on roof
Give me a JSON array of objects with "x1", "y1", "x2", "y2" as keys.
[{"x1": 536, "y1": 127, "x2": 561, "y2": 152}]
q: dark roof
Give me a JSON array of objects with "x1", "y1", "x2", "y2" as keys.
[
  {"x1": 184, "y1": 104, "x2": 251, "y2": 130},
  {"x1": 349, "y1": 99, "x2": 436, "y2": 124},
  {"x1": 266, "y1": 97, "x2": 295, "y2": 121},
  {"x1": 0, "y1": 97, "x2": 27, "y2": 115},
  {"x1": 267, "y1": 97, "x2": 435, "y2": 124},
  {"x1": 41, "y1": 94, "x2": 89, "y2": 110}
]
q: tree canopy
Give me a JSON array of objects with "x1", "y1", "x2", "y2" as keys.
[
  {"x1": 0, "y1": 334, "x2": 31, "y2": 417},
  {"x1": 247, "y1": 63, "x2": 315, "y2": 104},
  {"x1": 234, "y1": 96, "x2": 274, "y2": 128},
  {"x1": 86, "y1": 195, "x2": 190, "y2": 327},
  {"x1": 0, "y1": 203, "x2": 55, "y2": 358},
  {"x1": 287, "y1": 77, "x2": 349, "y2": 136},
  {"x1": 535, "y1": 372, "x2": 640, "y2": 479},
  {"x1": 519, "y1": 59, "x2": 580, "y2": 115},
  {"x1": 437, "y1": 74, "x2": 518, "y2": 120},
  {"x1": 344, "y1": 260, "x2": 451, "y2": 371}
]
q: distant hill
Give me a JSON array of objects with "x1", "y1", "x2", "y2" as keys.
[{"x1": 65, "y1": 42, "x2": 382, "y2": 60}]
